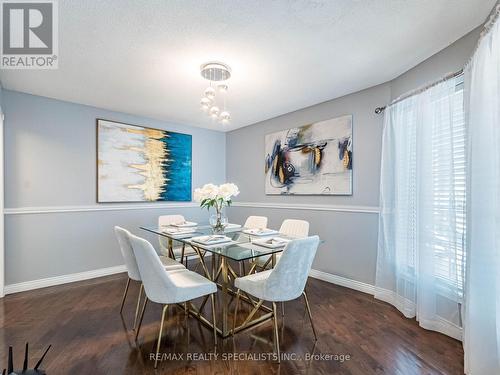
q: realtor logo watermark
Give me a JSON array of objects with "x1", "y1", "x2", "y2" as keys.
[{"x1": 1, "y1": 0, "x2": 58, "y2": 69}]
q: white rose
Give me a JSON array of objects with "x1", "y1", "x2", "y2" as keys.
[
  {"x1": 201, "y1": 183, "x2": 219, "y2": 199},
  {"x1": 219, "y1": 183, "x2": 240, "y2": 201},
  {"x1": 193, "y1": 188, "x2": 205, "y2": 202}
]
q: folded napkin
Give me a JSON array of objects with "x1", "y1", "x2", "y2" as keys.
[
  {"x1": 254, "y1": 236, "x2": 290, "y2": 248},
  {"x1": 264, "y1": 238, "x2": 287, "y2": 245},
  {"x1": 191, "y1": 235, "x2": 232, "y2": 245},
  {"x1": 162, "y1": 227, "x2": 196, "y2": 235},
  {"x1": 170, "y1": 221, "x2": 197, "y2": 227},
  {"x1": 243, "y1": 228, "x2": 278, "y2": 236}
]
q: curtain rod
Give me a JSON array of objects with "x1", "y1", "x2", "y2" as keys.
[
  {"x1": 374, "y1": 69, "x2": 464, "y2": 114},
  {"x1": 375, "y1": 1, "x2": 500, "y2": 114}
]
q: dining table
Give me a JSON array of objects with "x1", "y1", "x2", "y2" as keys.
[{"x1": 140, "y1": 223, "x2": 298, "y2": 338}]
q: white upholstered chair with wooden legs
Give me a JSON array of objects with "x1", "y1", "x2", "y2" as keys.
[
  {"x1": 158, "y1": 214, "x2": 199, "y2": 267},
  {"x1": 130, "y1": 233, "x2": 218, "y2": 369},
  {"x1": 114, "y1": 226, "x2": 185, "y2": 329},
  {"x1": 233, "y1": 236, "x2": 320, "y2": 363}
]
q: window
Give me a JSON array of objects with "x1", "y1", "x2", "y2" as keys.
[{"x1": 430, "y1": 76, "x2": 466, "y2": 299}]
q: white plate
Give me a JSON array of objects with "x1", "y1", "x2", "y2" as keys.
[
  {"x1": 170, "y1": 221, "x2": 198, "y2": 228},
  {"x1": 225, "y1": 223, "x2": 242, "y2": 229},
  {"x1": 162, "y1": 227, "x2": 196, "y2": 236},
  {"x1": 191, "y1": 235, "x2": 232, "y2": 245},
  {"x1": 243, "y1": 228, "x2": 279, "y2": 236},
  {"x1": 253, "y1": 237, "x2": 290, "y2": 249}
]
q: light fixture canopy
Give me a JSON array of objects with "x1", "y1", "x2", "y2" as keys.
[{"x1": 200, "y1": 62, "x2": 231, "y2": 81}]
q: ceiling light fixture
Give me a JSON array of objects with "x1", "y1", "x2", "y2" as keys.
[{"x1": 200, "y1": 61, "x2": 232, "y2": 125}]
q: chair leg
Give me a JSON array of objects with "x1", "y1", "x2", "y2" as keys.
[
  {"x1": 232, "y1": 289, "x2": 241, "y2": 336},
  {"x1": 133, "y1": 283, "x2": 144, "y2": 330},
  {"x1": 303, "y1": 292, "x2": 317, "y2": 341},
  {"x1": 119, "y1": 277, "x2": 131, "y2": 313},
  {"x1": 180, "y1": 244, "x2": 186, "y2": 264},
  {"x1": 210, "y1": 293, "x2": 217, "y2": 348},
  {"x1": 135, "y1": 297, "x2": 148, "y2": 341},
  {"x1": 154, "y1": 305, "x2": 169, "y2": 369},
  {"x1": 272, "y1": 302, "x2": 280, "y2": 363},
  {"x1": 281, "y1": 301, "x2": 285, "y2": 317}
]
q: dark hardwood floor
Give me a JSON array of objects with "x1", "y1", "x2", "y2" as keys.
[{"x1": 0, "y1": 263, "x2": 464, "y2": 374}]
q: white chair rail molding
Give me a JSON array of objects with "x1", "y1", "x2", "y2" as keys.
[{"x1": 0, "y1": 1, "x2": 499, "y2": 374}]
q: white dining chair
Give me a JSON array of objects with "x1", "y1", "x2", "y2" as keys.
[
  {"x1": 233, "y1": 236, "x2": 320, "y2": 363},
  {"x1": 232, "y1": 216, "x2": 269, "y2": 276},
  {"x1": 158, "y1": 214, "x2": 199, "y2": 267},
  {"x1": 243, "y1": 216, "x2": 268, "y2": 229},
  {"x1": 254, "y1": 219, "x2": 310, "y2": 270},
  {"x1": 130, "y1": 233, "x2": 217, "y2": 368},
  {"x1": 114, "y1": 226, "x2": 185, "y2": 329},
  {"x1": 251, "y1": 219, "x2": 310, "y2": 319},
  {"x1": 279, "y1": 219, "x2": 310, "y2": 238}
]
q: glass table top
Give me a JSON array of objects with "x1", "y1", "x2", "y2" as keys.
[{"x1": 140, "y1": 224, "x2": 296, "y2": 261}]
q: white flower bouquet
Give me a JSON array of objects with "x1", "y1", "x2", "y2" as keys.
[{"x1": 194, "y1": 183, "x2": 240, "y2": 232}]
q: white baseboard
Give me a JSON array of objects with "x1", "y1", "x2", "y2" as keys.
[
  {"x1": 309, "y1": 269, "x2": 375, "y2": 295},
  {"x1": 4, "y1": 259, "x2": 361, "y2": 297},
  {"x1": 4, "y1": 264, "x2": 127, "y2": 295},
  {"x1": 308, "y1": 270, "x2": 463, "y2": 340},
  {"x1": 3, "y1": 253, "x2": 212, "y2": 296}
]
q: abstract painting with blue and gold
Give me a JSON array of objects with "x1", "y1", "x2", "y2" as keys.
[
  {"x1": 265, "y1": 115, "x2": 352, "y2": 195},
  {"x1": 97, "y1": 119, "x2": 192, "y2": 202}
]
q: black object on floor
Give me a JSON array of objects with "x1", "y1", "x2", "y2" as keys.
[{"x1": 2, "y1": 343, "x2": 51, "y2": 374}]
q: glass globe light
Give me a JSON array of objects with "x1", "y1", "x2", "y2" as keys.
[
  {"x1": 204, "y1": 87, "x2": 216, "y2": 100},
  {"x1": 200, "y1": 98, "x2": 211, "y2": 111},
  {"x1": 210, "y1": 106, "x2": 220, "y2": 119},
  {"x1": 217, "y1": 84, "x2": 228, "y2": 93},
  {"x1": 219, "y1": 111, "x2": 231, "y2": 124}
]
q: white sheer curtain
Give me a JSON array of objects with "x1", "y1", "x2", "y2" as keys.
[
  {"x1": 463, "y1": 6, "x2": 500, "y2": 374},
  {"x1": 375, "y1": 75, "x2": 466, "y2": 340}
]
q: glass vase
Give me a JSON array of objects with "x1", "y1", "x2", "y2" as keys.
[{"x1": 209, "y1": 210, "x2": 228, "y2": 235}]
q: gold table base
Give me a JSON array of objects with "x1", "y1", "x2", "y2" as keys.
[{"x1": 166, "y1": 241, "x2": 276, "y2": 338}]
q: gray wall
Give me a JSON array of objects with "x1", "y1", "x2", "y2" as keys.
[
  {"x1": 4, "y1": 91, "x2": 226, "y2": 285},
  {"x1": 226, "y1": 27, "x2": 481, "y2": 286}
]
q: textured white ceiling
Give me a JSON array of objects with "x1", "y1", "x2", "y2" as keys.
[{"x1": 0, "y1": 0, "x2": 494, "y2": 131}]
